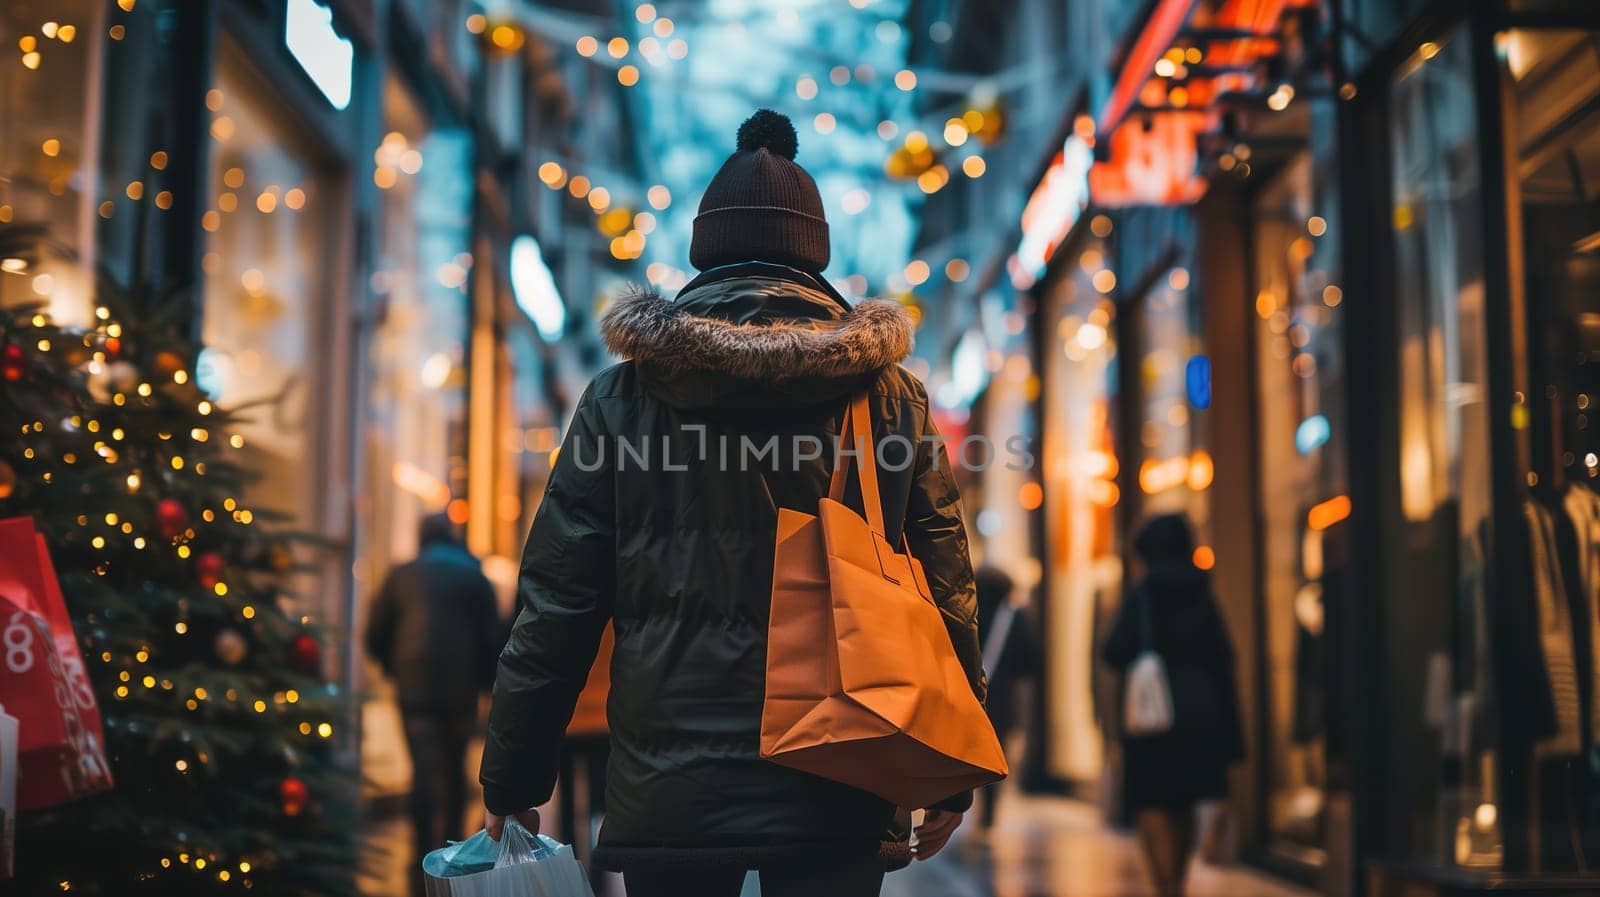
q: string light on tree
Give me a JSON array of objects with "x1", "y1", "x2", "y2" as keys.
[{"x1": 0, "y1": 289, "x2": 354, "y2": 893}]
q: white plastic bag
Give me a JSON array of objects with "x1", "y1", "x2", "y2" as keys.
[
  {"x1": 422, "y1": 821, "x2": 594, "y2": 897},
  {"x1": 1124, "y1": 650, "x2": 1175, "y2": 735},
  {"x1": 1122, "y1": 587, "x2": 1174, "y2": 736}
]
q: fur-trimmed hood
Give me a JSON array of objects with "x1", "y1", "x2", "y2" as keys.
[{"x1": 600, "y1": 279, "x2": 913, "y2": 383}]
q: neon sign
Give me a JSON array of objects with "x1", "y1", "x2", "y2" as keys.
[{"x1": 1016, "y1": 135, "x2": 1093, "y2": 279}]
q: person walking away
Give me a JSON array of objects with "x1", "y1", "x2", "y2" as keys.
[
  {"x1": 365, "y1": 513, "x2": 505, "y2": 895},
  {"x1": 1101, "y1": 514, "x2": 1243, "y2": 897},
  {"x1": 478, "y1": 109, "x2": 984, "y2": 897},
  {"x1": 973, "y1": 566, "x2": 1040, "y2": 831}
]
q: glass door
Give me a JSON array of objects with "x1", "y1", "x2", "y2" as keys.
[
  {"x1": 1253, "y1": 150, "x2": 1347, "y2": 868},
  {"x1": 1385, "y1": 28, "x2": 1500, "y2": 871}
]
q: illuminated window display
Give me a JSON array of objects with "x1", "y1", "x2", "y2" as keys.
[
  {"x1": 358, "y1": 76, "x2": 474, "y2": 585},
  {"x1": 1253, "y1": 150, "x2": 1347, "y2": 867},
  {"x1": 1134, "y1": 259, "x2": 1210, "y2": 549},
  {"x1": 198, "y1": 38, "x2": 342, "y2": 533},
  {"x1": 1366, "y1": 22, "x2": 1600, "y2": 881},
  {"x1": 1386, "y1": 30, "x2": 1500, "y2": 869},
  {"x1": 355, "y1": 76, "x2": 476, "y2": 803},
  {"x1": 1040, "y1": 232, "x2": 1121, "y2": 787},
  {"x1": 1500, "y1": 26, "x2": 1600, "y2": 877},
  {"x1": 0, "y1": 0, "x2": 103, "y2": 324}
]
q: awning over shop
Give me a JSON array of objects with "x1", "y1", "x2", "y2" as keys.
[
  {"x1": 1096, "y1": 0, "x2": 1198, "y2": 139},
  {"x1": 1088, "y1": 0, "x2": 1319, "y2": 206},
  {"x1": 1009, "y1": 0, "x2": 1326, "y2": 287}
]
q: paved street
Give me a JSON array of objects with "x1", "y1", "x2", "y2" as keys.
[
  {"x1": 362, "y1": 791, "x2": 1311, "y2": 897},
  {"x1": 882, "y1": 795, "x2": 1311, "y2": 897}
]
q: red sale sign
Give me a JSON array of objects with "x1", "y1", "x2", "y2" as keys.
[{"x1": 0, "y1": 517, "x2": 112, "y2": 810}]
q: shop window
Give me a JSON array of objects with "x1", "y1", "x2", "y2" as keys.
[
  {"x1": 1501, "y1": 26, "x2": 1600, "y2": 877},
  {"x1": 1388, "y1": 30, "x2": 1499, "y2": 870},
  {"x1": 1254, "y1": 150, "x2": 1347, "y2": 867},
  {"x1": 0, "y1": 0, "x2": 104, "y2": 324},
  {"x1": 1135, "y1": 259, "x2": 1209, "y2": 539},
  {"x1": 359, "y1": 77, "x2": 474, "y2": 586},
  {"x1": 1040, "y1": 236, "x2": 1121, "y2": 787},
  {"x1": 356, "y1": 76, "x2": 475, "y2": 804},
  {"x1": 198, "y1": 38, "x2": 342, "y2": 534}
]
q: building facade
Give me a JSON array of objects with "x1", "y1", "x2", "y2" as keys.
[
  {"x1": 0, "y1": 0, "x2": 647, "y2": 809},
  {"x1": 923, "y1": 0, "x2": 1600, "y2": 894}
]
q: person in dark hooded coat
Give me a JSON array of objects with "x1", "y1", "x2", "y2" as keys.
[
  {"x1": 366, "y1": 513, "x2": 504, "y2": 896},
  {"x1": 1102, "y1": 514, "x2": 1244, "y2": 897},
  {"x1": 478, "y1": 110, "x2": 984, "y2": 897}
]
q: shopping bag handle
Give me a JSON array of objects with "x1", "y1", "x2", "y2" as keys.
[
  {"x1": 827, "y1": 394, "x2": 886, "y2": 535},
  {"x1": 494, "y1": 820, "x2": 561, "y2": 868}
]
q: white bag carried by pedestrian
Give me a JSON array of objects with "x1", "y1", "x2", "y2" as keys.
[
  {"x1": 1123, "y1": 589, "x2": 1174, "y2": 736},
  {"x1": 422, "y1": 821, "x2": 594, "y2": 897}
]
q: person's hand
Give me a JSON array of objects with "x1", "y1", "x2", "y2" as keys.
[
  {"x1": 484, "y1": 806, "x2": 541, "y2": 841},
  {"x1": 912, "y1": 809, "x2": 963, "y2": 860}
]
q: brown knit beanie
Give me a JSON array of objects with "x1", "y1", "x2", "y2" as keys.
[{"x1": 689, "y1": 109, "x2": 830, "y2": 273}]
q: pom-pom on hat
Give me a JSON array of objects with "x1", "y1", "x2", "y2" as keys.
[{"x1": 690, "y1": 109, "x2": 830, "y2": 273}]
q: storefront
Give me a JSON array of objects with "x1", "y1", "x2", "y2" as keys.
[
  {"x1": 0, "y1": 0, "x2": 584, "y2": 803},
  {"x1": 1035, "y1": 220, "x2": 1122, "y2": 794},
  {"x1": 0, "y1": 1, "x2": 106, "y2": 326},
  {"x1": 1, "y1": 0, "x2": 369, "y2": 631},
  {"x1": 358, "y1": 72, "x2": 474, "y2": 596},
  {"x1": 1334, "y1": 2, "x2": 1600, "y2": 891},
  {"x1": 199, "y1": 21, "x2": 363, "y2": 626},
  {"x1": 1247, "y1": 142, "x2": 1350, "y2": 874},
  {"x1": 354, "y1": 7, "x2": 487, "y2": 800},
  {"x1": 1118, "y1": 209, "x2": 1210, "y2": 558},
  {"x1": 1020, "y1": 0, "x2": 1600, "y2": 893}
]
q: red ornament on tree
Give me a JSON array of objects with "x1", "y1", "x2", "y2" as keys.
[
  {"x1": 155, "y1": 498, "x2": 189, "y2": 539},
  {"x1": 194, "y1": 552, "x2": 226, "y2": 589},
  {"x1": 2, "y1": 343, "x2": 26, "y2": 381},
  {"x1": 287, "y1": 632, "x2": 321, "y2": 674},
  {"x1": 278, "y1": 775, "x2": 310, "y2": 817}
]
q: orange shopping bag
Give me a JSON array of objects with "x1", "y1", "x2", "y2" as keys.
[{"x1": 759, "y1": 394, "x2": 1006, "y2": 809}]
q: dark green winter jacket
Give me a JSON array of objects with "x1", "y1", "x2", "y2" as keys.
[{"x1": 479, "y1": 263, "x2": 984, "y2": 871}]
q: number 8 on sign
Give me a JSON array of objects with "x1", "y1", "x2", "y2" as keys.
[{"x1": 5, "y1": 610, "x2": 36, "y2": 673}]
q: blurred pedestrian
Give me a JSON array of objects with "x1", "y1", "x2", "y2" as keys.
[
  {"x1": 973, "y1": 566, "x2": 1039, "y2": 831},
  {"x1": 479, "y1": 109, "x2": 983, "y2": 897},
  {"x1": 1101, "y1": 514, "x2": 1243, "y2": 897},
  {"x1": 366, "y1": 513, "x2": 504, "y2": 896}
]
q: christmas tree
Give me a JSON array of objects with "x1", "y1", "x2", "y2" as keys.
[{"x1": 1, "y1": 275, "x2": 356, "y2": 896}]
